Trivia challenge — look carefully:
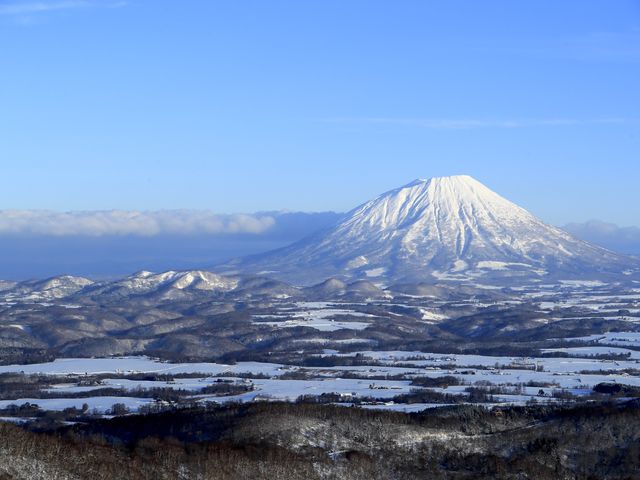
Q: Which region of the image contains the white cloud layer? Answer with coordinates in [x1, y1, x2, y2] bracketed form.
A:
[0, 210, 276, 236]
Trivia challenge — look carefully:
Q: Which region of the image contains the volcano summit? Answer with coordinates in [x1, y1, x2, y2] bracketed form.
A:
[224, 175, 637, 285]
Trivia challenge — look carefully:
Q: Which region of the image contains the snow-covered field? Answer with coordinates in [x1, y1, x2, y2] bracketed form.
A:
[541, 345, 640, 360]
[0, 357, 286, 376]
[322, 349, 640, 373]
[1, 344, 639, 416]
[0, 396, 155, 413]
[567, 331, 640, 347]
[252, 302, 376, 331]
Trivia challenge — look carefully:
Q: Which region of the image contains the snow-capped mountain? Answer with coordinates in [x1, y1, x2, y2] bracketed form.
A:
[82, 270, 239, 299]
[1, 275, 94, 301]
[0, 269, 309, 304]
[224, 175, 638, 285]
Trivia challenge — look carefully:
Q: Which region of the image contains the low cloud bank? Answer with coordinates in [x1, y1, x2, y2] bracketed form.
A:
[0, 211, 343, 279]
[0, 210, 277, 236]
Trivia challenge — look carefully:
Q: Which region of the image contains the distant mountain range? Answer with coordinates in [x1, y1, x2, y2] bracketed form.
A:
[563, 220, 640, 256]
[222, 175, 639, 285]
[0, 269, 390, 304]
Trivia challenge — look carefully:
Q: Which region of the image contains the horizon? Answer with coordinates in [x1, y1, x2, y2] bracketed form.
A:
[0, 174, 638, 281]
[1, 173, 639, 231]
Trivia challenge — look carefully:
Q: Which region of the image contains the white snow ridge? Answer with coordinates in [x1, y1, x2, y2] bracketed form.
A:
[224, 175, 638, 285]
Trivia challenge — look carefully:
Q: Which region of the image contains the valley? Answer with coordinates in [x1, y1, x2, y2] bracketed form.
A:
[1, 271, 639, 422]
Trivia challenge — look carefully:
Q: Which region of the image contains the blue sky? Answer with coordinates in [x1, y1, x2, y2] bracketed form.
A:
[1, 0, 639, 226]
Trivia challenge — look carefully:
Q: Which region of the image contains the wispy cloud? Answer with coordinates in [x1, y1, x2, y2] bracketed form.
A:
[0, 210, 276, 236]
[0, 1, 87, 15]
[320, 117, 634, 130]
[0, 0, 126, 19]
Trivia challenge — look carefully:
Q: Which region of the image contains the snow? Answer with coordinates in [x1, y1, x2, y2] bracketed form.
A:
[419, 309, 448, 322]
[293, 338, 377, 345]
[356, 403, 451, 413]
[567, 331, 640, 347]
[99, 270, 238, 294]
[0, 357, 286, 376]
[365, 267, 386, 277]
[2, 348, 640, 416]
[255, 318, 371, 332]
[199, 378, 414, 403]
[320, 350, 640, 378]
[231, 175, 634, 284]
[346, 256, 369, 269]
[452, 260, 468, 272]
[559, 280, 607, 287]
[99, 377, 248, 392]
[477, 261, 531, 270]
[542, 346, 640, 360]
[0, 275, 94, 302]
[535, 289, 640, 318]
[252, 302, 375, 331]
[0, 416, 32, 424]
[0, 396, 154, 413]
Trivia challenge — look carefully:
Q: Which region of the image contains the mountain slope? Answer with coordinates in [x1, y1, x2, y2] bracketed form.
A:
[80, 270, 240, 300]
[223, 175, 638, 285]
[0, 275, 94, 302]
